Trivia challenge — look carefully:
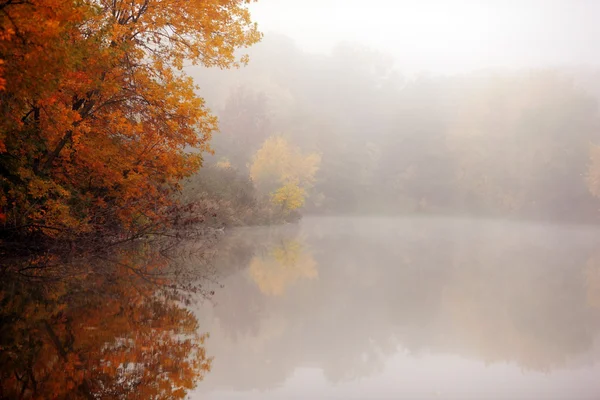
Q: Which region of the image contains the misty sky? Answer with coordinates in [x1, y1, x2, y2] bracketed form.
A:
[249, 0, 599, 74]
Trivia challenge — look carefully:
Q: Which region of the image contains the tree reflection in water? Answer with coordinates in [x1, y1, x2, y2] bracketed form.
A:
[249, 238, 318, 296]
[0, 241, 214, 399]
[193, 218, 600, 396]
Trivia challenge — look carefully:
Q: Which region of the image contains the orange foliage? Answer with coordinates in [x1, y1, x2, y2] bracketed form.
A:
[0, 0, 261, 237]
[0, 253, 212, 399]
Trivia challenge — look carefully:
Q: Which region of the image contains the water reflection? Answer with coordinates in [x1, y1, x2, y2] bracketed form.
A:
[585, 254, 600, 310]
[192, 217, 600, 399]
[0, 243, 213, 399]
[249, 238, 318, 296]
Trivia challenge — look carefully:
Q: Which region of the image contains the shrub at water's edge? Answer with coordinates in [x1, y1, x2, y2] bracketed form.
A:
[181, 163, 304, 227]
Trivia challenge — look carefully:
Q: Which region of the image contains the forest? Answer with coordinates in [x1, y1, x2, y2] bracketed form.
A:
[191, 34, 600, 224]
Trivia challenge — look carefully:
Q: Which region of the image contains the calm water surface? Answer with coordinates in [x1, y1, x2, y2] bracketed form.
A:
[190, 216, 600, 400]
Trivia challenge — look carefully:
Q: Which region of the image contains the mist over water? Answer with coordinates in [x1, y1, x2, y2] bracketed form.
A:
[182, 4, 600, 393]
[191, 217, 600, 399]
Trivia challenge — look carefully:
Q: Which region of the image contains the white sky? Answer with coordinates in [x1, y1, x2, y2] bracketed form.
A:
[248, 0, 600, 74]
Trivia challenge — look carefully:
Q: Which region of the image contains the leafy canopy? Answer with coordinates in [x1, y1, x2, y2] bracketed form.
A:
[0, 0, 261, 238]
[249, 136, 320, 211]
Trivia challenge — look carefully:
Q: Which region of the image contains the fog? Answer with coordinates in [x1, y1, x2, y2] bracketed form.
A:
[190, 217, 600, 399]
[185, 3, 600, 223]
[3, 1, 600, 398]
[249, 0, 600, 74]
[179, 11, 600, 395]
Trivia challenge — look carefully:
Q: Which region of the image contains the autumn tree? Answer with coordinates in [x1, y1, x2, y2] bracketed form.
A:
[271, 181, 305, 211]
[0, 0, 261, 240]
[250, 136, 320, 212]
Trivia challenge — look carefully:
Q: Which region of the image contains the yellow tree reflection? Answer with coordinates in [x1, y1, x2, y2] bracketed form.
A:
[249, 239, 318, 296]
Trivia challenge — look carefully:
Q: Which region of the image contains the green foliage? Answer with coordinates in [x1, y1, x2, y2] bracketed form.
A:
[184, 164, 256, 208]
[182, 164, 290, 226]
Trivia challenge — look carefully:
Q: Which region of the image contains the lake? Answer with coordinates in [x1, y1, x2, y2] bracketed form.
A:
[190, 216, 600, 400]
[3, 216, 600, 399]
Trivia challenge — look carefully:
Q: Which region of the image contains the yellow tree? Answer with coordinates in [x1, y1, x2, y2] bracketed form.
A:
[249, 136, 320, 211]
[271, 181, 305, 211]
